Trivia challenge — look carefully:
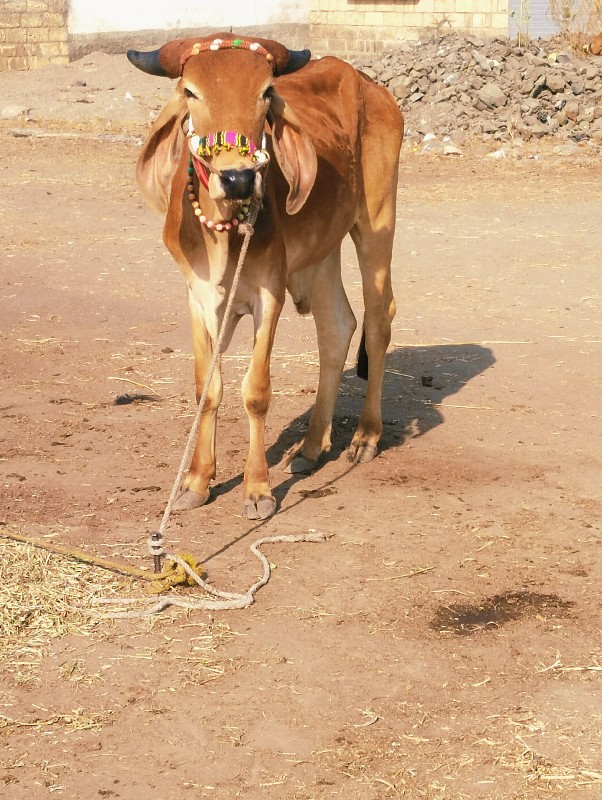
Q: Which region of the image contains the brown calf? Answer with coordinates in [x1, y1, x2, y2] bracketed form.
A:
[128, 33, 404, 519]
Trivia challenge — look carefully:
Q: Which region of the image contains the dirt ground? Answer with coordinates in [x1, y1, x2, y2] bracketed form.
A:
[1, 53, 602, 800]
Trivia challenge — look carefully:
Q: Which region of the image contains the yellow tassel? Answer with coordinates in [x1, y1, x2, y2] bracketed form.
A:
[148, 553, 204, 595]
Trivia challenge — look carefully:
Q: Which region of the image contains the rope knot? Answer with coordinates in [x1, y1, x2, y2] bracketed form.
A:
[238, 222, 254, 236]
[148, 553, 204, 595]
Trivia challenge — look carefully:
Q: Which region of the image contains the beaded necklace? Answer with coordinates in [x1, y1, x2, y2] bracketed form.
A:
[187, 158, 251, 233]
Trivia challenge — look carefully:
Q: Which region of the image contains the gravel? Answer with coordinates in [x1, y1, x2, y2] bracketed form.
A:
[351, 32, 602, 152]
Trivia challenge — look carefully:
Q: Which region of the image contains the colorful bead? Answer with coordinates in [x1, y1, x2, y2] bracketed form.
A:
[180, 38, 275, 73]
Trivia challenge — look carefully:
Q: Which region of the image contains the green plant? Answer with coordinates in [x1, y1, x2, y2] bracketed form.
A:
[513, 0, 531, 47]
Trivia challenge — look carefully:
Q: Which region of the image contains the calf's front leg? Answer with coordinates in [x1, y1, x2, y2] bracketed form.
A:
[173, 289, 223, 511]
[241, 288, 283, 520]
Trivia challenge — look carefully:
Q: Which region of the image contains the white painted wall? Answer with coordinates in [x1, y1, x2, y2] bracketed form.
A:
[68, 0, 309, 35]
[508, 0, 559, 38]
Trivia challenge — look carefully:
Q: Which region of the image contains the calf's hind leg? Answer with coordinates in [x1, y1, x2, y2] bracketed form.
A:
[286, 248, 357, 474]
[347, 79, 401, 463]
[347, 219, 396, 464]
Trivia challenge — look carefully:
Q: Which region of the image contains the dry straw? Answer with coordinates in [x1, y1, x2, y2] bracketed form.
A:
[0, 527, 135, 683]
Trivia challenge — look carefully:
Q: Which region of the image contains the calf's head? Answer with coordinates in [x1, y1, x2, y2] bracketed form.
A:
[128, 34, 317, 213]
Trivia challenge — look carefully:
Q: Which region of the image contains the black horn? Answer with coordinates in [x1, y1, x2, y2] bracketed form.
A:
[277, 48, 311, 76]
[127, 48, 169, 77]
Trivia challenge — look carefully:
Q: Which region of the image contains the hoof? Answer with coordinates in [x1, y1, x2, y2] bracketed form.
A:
[347, 443, 378, 464]
[285, 452, 318, 475]
[172, 488, 209, 511]
[243, 495, 277, 520]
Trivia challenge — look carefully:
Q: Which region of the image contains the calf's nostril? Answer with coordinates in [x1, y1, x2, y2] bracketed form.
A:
[220, 168, 255, 199]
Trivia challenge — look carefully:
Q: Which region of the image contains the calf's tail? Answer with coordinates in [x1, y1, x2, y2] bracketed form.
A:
[356, 328, 369, 380]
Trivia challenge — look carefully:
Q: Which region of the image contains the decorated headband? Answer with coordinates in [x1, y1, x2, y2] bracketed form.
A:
[196, 130, 258, 159]
[180, 38, 275, 73]
[186, 119, 269, 167]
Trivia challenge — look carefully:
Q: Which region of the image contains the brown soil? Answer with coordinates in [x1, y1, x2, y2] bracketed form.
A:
[1, 54, 601, 799]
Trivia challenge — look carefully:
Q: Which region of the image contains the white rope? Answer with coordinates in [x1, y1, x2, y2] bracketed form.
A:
[93, 532, 330, 618]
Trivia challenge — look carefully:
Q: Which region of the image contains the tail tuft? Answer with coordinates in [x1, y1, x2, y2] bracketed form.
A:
[356, 329, 368, 380]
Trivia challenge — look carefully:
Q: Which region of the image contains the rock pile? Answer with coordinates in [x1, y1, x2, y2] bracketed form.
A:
[353, 33, 602, 147]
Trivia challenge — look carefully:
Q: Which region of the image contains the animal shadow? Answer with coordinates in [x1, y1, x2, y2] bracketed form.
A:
[204, 344, 494, 561]
[209, 343, 494, 512]
[267, 343, 496, 467]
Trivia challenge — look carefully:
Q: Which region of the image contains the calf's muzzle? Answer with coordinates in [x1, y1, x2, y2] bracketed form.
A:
[220, 168, 256, 200]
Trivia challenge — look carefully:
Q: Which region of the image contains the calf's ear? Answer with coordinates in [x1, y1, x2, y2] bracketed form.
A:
[136, 93, 188, 214]
[268, 91, 317, 215]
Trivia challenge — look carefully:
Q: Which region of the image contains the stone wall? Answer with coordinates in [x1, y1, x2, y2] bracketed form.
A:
[309, 0, 510, 57]
[0, 0, 68, 71]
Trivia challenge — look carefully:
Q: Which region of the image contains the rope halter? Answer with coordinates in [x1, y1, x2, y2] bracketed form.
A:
[185, 118, 270, 224]
[186, 118, 270, 172]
